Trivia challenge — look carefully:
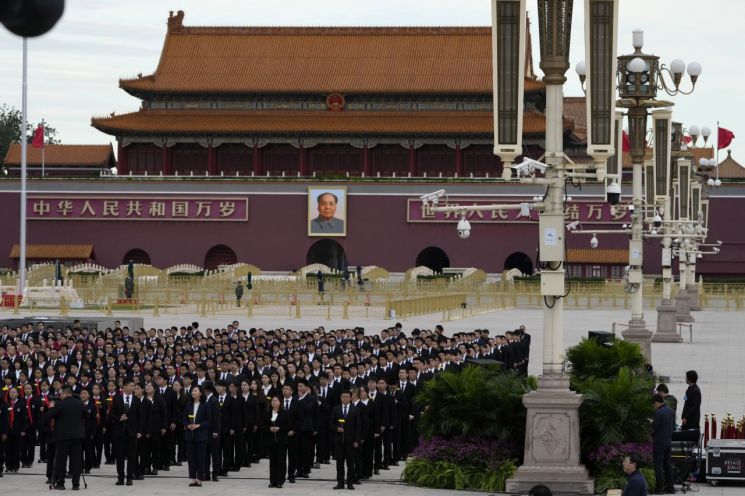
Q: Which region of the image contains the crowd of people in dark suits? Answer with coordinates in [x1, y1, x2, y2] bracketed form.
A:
[0, 319, 530, 490]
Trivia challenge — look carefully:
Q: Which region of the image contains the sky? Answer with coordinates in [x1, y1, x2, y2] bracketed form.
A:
[0, 0, 741, 162]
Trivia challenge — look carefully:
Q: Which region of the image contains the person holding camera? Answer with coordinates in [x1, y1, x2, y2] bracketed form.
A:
[49, 385, 86, 490]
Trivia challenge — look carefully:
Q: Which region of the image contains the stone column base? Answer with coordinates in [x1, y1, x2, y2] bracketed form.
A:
[506, 377, 594, 495]
[622, 318, 652, 363]
[687, 285, 701, 311]
[652, 300, 683, 343]
[675, 290, 694, 323]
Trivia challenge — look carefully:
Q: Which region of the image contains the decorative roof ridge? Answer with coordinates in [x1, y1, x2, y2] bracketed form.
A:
[176, 26, 493, 36]
[166, 9, 490, 35]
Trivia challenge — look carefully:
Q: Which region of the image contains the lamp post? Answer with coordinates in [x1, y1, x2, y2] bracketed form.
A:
[610, 29, 701, 359]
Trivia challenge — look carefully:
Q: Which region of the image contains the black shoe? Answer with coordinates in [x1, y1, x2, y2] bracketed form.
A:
[211, 475, 219, 482]
[333, 484, 345, 490]
[84, 469, 90, 474]
[289, 477, 295, 483]
[390, 462, 399, 466]
[72, 486, 80, 491]
[347, 484, 355, 490]
[276, 484, 283, 489]
[268, 484, 275, 488]
[381, 465, 389, 470]
[115, 480, 124, 486]
[373, 469, 379, 475]
[162, 467, 170, 471]
[152, 470, 158, 476]
[300, 473, 309, 478]
[144, 469, 153, 476]
[54, 485, 66, 491]
[125, 479, 133, 486]
[220, 471, 228, 477]
[354, 479, 361, 485]
[93, 464, 101, 469]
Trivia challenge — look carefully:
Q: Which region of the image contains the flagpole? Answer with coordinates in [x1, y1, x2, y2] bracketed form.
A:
[19, 37, 28, 296]
[41, 118, 45, 177]
[716, 121, 720, 181]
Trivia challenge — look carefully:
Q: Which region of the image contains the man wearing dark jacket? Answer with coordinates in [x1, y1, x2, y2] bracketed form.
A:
[622, 452, 648, 496]
[110, 379, 142, 486]
[50, 386, 87, 490]
[681, 370, 701, 431]
[652, 395, 675, 494]
[330, 390, 361, 490]
[294, 379, 318, 479]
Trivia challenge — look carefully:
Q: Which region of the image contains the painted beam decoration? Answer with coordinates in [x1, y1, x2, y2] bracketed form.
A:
[407, 198, 631, 224]
[27, 195, 248, 221]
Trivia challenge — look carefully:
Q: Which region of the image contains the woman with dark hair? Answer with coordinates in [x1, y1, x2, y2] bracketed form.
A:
[184, 385, 211, 487]
[141, 382, 167, 476]
[170, 379, 187, 465]
[252, 379, 267, 461]
[265, 396, 289, 488]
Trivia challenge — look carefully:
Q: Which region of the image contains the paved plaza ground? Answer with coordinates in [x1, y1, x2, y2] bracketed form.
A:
[2, 305, 744, 495]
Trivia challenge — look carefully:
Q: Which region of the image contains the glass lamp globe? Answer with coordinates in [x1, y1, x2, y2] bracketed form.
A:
[575, 61, 586, 77]
[687, 62, 703, 77]
[628, 57, 647, 73]
[670, 59, 686, 75]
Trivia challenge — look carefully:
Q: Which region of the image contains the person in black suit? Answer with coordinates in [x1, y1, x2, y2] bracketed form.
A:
[155, 375, 175, 470]
[227, 382, 244, 471]
[184, 385, 211, 487]
[294, 379, 318, 478]
[49, 385, 86, 490]
[315, 376, 332, 465]
[371, 378, 391, 473]
[652, 395, 675, 494]
[239, 380, 258, 467]
[280, 383, 299, 483]
[110, 379, 142, 486]
[351, 387, 370, 484]
[203, 381, 222, 481]
[80, 389, 98, 474]
[681, 370, 701, 431]
[3, 386, 27, 472]
[330, 390, 361, 490]
[90, 384, 107, 469]
[393, 369, 413, 463]
[215, 380, 236, 476]
[266, 396, 290, 488]
[141, 382, 168, 476]
[169, 380, 188, 466]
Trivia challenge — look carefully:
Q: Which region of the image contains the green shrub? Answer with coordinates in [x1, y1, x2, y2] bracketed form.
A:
[566, 337, 647, 384]
[576, 366, 654, 452]
[416, 366, 534, 443]
[402, 457, 517, 492]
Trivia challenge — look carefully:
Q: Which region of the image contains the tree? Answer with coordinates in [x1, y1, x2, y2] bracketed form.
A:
[0, 103, 60, 166]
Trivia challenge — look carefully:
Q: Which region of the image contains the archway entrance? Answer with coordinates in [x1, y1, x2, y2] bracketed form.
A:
[122, 248, 151, 265]
[504, 251, 533, 276]
[204, 245, 238, 271]
[306, 239, 347, 271]
[415, 246, 450, 273]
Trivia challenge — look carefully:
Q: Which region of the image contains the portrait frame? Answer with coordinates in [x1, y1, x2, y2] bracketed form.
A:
[307, 186, 347, 237]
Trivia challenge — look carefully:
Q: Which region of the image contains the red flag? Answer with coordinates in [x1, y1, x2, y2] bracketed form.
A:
[718, 127, 735, 150]
[622, 131, 631, 152]
[683, 135, 693, 145]
[31, 124, 45, 148]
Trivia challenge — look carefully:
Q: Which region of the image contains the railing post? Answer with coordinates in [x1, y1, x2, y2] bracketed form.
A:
[153, 296, 160, 317]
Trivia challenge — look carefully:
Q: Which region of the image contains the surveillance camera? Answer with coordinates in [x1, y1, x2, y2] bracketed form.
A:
[457, 217, 471, 239]
[717, 240, 723, 246]
[627, 204, 635, 213]
[590, 233, 599, 249]
[519, 203, 531, 218]
[714, 247, 720, 254]
[419, 189, 446, 207]
[651, 228, 657, 236]
[653, 214, 662, 228]
[566, 221, 580, 231]
[512, 158, 548, 177]
[606, 181, 622, 206]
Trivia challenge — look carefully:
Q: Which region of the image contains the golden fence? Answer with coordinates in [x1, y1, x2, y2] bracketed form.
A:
[2, 273, 745, 318]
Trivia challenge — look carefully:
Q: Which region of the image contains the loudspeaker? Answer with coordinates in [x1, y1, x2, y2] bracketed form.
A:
[588, 331, 615, 345]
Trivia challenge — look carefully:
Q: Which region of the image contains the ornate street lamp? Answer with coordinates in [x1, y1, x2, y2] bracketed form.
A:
[614, 29, 700, 359]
